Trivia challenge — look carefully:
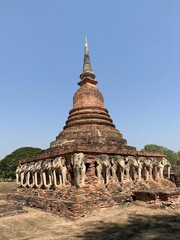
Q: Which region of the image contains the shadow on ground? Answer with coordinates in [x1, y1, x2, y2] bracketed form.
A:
[77, 213, 180, 240]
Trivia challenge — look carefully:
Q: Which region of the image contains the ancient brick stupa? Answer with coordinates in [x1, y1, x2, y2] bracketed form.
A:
[11, 39, 176, 219]
[50, 37, 136, 156]
[19, 38, 162, 163]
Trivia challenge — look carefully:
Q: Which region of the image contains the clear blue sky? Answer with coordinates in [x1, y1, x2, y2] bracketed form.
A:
[0, 1, 180, 159]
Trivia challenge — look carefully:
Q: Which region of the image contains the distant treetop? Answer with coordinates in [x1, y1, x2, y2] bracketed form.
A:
[0, 147, 42, 179]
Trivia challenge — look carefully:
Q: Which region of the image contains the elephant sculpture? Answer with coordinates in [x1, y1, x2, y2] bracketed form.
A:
[137, 157, 153, 181]
[71, 153, 87, 187]
[95, 154, 111, 185]
[21, 163, 30, 187]
[157, 157, 171, 179]
[34, 161, 43, 188]
[52, 156, 67, 187]
[16, 164, 24, 185]
[26, 162, 35, 188]
[111, 155, 125, 183]
[149, 157, 161, 180]
[143, 157, 154, 181]
[136, 157, 145, 181]
[125, 156, 138, 181]
[16, 164, 26, 186]
[41, 159, 53, 188]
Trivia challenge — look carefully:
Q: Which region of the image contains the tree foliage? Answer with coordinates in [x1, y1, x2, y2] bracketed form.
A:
[142, 144, 179, 165]
[176, 151, 180, 165]
[0, 147, 42, 180]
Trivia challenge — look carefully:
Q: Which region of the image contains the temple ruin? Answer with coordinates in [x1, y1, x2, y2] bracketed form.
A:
[9, 39, 178, 219]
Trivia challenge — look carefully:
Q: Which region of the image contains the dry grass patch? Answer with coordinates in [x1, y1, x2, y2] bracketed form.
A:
[0, 182, 16, 195]
[0, 205, 179, 240]
[0, 182, 180, 240]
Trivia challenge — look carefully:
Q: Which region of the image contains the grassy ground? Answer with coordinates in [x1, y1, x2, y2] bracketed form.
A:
[0, 182, 179, 240]
[0, 181, 16, 194]
[0, 182, 16, 200]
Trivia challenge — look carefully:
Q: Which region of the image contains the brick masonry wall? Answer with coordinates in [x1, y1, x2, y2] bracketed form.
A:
[7, 184, 132, 219]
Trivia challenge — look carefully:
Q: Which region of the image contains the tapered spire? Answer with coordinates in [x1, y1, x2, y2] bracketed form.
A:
[83, 37, 93, 73]
[79, 37, 96, 83]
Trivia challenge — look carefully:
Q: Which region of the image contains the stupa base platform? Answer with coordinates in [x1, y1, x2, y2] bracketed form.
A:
[7, 185, 132, 219]
[7, 179, 178, 219]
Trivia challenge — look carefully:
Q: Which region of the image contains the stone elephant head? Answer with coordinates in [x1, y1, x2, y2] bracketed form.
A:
[26, 162, 35, 172]
[111, 155, 125, 168]
[16, 164, 22, 174]
[137, 157, 146, 168]
[34, 161, 42, 172]
[41, 159, 52, 171]
[52, 156, 66, 170]
[125, 156, 138, 168]
[95, 154, 111, 166]
[161, 157, 171, 167]
[71, 153, 87, 187]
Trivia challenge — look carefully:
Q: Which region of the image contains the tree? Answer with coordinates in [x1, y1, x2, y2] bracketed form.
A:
[142, 144, 178, 165]
[176, 151, 180, 166]
[0, 147, 42, 180]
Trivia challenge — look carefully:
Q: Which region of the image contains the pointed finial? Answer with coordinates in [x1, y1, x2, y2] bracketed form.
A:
[85, 36, 88, 48]
[83, 37, 93, 73]
[80, 37, 96, 81]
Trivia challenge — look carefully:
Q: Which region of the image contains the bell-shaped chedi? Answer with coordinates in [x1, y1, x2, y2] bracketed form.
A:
[50, 38, 136, 155]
